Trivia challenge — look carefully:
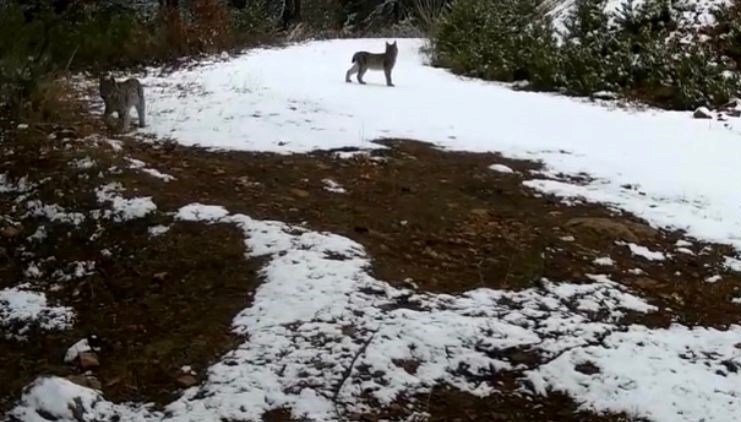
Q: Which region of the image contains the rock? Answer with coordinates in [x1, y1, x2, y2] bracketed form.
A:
[177, 374, 198, 387]
[153, 272, 168, 281]
[693, 107, 713, 119]
[565, 217, 657, 243]
[1, 225, 22, 238]
[66, 374, 102, 390]
[289, 188, 310, 198]
[631, 277, 664, 289]
[78, 352, 100, 370]
[470, 208, 488, 217]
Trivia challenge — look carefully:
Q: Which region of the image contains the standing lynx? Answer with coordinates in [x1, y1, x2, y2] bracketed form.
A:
[345, 41, 398, 87]
[99, 76, 146, 132]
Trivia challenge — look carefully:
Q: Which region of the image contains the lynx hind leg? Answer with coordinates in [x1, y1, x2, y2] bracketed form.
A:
[136, 97, 146, 128]
[346, 63, 359, 83]
[357, 66, 367, 84]
[384, 67, 394, 87]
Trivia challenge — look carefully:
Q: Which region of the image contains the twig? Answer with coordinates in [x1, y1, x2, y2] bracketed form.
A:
[65, 45, 80, 72]
[332, 328, 378, 421]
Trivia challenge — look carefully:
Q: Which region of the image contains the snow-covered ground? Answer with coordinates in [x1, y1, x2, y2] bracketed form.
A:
[11, 203, 741, 422]
[138, 38, 741, 254]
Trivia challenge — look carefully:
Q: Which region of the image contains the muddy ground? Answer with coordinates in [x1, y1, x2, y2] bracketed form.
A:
[2, 97, 741, 421]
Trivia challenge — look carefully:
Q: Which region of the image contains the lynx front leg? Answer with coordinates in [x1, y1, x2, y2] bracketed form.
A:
[384, 67, 394, 87]
[345, 63, 358, 83]
[119, 108, 132, 133]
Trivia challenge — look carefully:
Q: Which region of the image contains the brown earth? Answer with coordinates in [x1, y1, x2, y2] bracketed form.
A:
[1, 96, 741, 421]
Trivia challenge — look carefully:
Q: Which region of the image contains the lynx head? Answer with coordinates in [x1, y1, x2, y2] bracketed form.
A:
[99, 75, 116, 98]
[386, 40, 398, 56]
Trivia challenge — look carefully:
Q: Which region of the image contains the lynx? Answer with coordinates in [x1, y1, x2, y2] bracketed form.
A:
[99, 76, 145, 132]
[345, 41, 398, 87]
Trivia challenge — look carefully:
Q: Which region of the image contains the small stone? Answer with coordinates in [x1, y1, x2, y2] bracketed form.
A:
[290, 188, 310, 198]
[66, 374, 102, 390]
[693, 107, 713, 119]
[470, 208, 488, 217]
[177, 374, 198, 387]
[153, 272, 168, 281]
[78, 351, 99, 370]
[631, 277, 664, 289]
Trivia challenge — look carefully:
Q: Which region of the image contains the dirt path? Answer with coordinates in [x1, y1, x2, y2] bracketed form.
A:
[2, 104, 740, 420]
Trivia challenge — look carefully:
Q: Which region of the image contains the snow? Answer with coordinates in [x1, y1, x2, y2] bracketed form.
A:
[0, 287, 74, 339]
[723, 256, 741, 272]
[95, 183, 157, 222]
[0, 173, 33, 193]
[26, 200, 85, 225]
[705, 275, 722, 283]
[132, 39, 741, 253]
[64, 338, 92, 363]
[593, 256, 615, 266]
[546, 0, 727, 36]
[148, 224, 171, 237]
[126, 158, 176, 181]
[322, 178, 346, 193]
[11, 203, 683, 422]
[617, 241, 666, 261]
[70, 157, 96, 170]
[488, 163, 515, 174]
[527, 324, 741, 422]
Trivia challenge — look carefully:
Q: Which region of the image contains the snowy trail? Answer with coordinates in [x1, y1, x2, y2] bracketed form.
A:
[140, 38, 741, 251]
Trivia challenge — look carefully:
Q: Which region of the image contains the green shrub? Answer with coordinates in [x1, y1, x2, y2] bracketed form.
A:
[429, 0, 741, 110]
[430, 0, 560, 86]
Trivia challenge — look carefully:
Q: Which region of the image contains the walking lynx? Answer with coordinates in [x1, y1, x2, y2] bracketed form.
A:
[99, 76, 146, 132]
[345, 41, 398, 87]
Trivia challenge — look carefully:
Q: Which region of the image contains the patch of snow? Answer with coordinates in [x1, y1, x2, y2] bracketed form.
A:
[676, 247, 694, 255]
[593, 256, 614, 266]
[51, 261, 96, 283]
[17, 123, 29, 130]
[24, 263, 43, 279]
[617, 241, 666, 261]
[64, 338, 92, 363]
[0, 287, 74, 339]
[489, 164, 515, 174]
[527, 324, 741, 422]
[723, 256, 741, 273]
[322, 178, 347, 193]
[675, 239, 693, 248]
[560, 235, 575, 242]
[26, 200, 85, 226]
[125, 158, 176, 182]
[175, 203, 229, 222]
[148, 225, 170, 237]
[95, 183, 157, 222]
[27, 225, 47, 242]
[627, 268, 644, 275]
[0, 174, 34, 193]
[70, 157, 96, 170]
[705, 275, 722, 283]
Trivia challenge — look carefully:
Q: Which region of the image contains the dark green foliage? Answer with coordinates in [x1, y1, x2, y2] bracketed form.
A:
[430, 0, 560, 87]
[430, 0, 741, 110]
